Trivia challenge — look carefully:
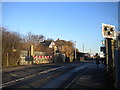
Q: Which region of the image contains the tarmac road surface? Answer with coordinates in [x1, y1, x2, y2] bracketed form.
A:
[2, 61, 114, 89]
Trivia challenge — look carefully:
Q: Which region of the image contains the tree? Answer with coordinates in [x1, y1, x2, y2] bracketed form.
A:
[39, 39, 54, 56]
[26, 32, 44, 44]
[2, 27, 21, 67]
[21, 32, 45, 51]
[62, 45, 74, 57]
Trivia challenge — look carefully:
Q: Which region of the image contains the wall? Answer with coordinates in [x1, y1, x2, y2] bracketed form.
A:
[115, 48, 120, 89]
[54, 53, 65, 63]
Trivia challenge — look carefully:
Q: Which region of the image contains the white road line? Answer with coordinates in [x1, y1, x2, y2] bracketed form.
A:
[64, 64, 93, 89]
[2, 66, 63, 88]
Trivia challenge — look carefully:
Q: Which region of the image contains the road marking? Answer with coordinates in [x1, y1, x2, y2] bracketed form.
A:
[2, 66, 63, 88]
[64, 64, 93, 89]
[10, 74, 17, 77]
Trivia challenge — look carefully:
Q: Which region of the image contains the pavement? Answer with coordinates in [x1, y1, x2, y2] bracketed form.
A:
[67, 62, 115, 90]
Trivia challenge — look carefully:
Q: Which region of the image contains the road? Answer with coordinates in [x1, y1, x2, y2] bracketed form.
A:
[2, 61, 106, 89]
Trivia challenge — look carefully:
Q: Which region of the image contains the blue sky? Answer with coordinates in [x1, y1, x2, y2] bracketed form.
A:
[2, 2, 118, 54]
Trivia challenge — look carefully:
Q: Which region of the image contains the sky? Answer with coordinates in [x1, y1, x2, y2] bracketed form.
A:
[2, 2, 118, 54]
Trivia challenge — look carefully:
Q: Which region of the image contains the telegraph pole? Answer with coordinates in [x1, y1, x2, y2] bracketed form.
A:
[75, 41, 76, 60]
[83, 44, 84, 53]
[90, 49, 91, 54]
[6, 53, 8, 67]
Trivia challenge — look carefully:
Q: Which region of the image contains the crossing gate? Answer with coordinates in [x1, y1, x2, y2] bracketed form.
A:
[33, 56, 52, 64]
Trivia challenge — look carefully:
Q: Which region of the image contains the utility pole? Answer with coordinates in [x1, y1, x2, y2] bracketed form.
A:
[75, 41, 76, 60]
[6, 53, 8, 67]
[90, 49, 91, 54]
[30, 45, 34, 65]
[83, 44, 84, 53]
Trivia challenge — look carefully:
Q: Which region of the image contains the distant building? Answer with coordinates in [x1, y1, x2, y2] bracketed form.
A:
[20, 50, 49, 65]
[34, 51, 45, 56]
[77, 52, 89, 61]
[55, 39, 64, 53]
[20, 50, 29, 65]
[41, 40, 57, 53]
[42, 39, 66, 63]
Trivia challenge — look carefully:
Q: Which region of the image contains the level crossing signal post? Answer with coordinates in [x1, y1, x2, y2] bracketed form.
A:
[101, 23, 116, 72]
[105, 38, 113, 71]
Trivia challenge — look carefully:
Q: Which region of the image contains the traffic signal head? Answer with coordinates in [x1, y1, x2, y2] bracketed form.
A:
[102, 23, 115, 39]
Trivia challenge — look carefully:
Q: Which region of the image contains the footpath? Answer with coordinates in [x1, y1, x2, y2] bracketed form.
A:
[68, 62, 115, 90]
